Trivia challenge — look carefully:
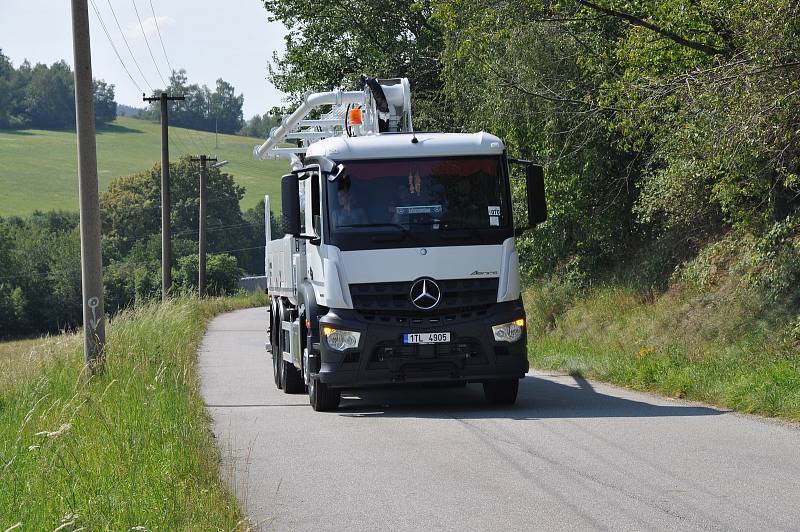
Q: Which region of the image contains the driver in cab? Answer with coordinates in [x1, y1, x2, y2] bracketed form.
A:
[332, 178, 368, 228]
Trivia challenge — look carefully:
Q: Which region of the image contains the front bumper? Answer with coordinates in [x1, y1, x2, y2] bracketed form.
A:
[316, 299, 528, 388]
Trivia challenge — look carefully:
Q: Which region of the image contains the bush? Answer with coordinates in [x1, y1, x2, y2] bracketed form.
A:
[174, 253, 243, 296]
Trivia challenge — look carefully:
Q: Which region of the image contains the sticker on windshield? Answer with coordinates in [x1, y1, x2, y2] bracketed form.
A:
[488, 206, 501, 226]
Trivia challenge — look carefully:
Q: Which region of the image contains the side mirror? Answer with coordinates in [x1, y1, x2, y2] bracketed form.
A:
[281, 173, 301, 236]
[526, 164, 547, 227]
[328, 163, 346, 182]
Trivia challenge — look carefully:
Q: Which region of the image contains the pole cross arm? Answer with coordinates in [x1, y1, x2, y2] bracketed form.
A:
[143, 93, 186, 102]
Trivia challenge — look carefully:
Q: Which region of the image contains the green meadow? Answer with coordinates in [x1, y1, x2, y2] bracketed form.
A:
[0, 116, 287, 216]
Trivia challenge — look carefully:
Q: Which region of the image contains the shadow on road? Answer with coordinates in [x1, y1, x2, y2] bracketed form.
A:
[336, 374, 726, 420]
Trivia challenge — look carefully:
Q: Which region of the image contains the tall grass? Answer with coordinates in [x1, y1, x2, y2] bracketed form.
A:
[0, 293, 265, 530]
[524, 277, 800, 420]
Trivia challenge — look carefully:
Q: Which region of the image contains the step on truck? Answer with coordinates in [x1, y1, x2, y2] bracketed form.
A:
[255, 76, 547, 411]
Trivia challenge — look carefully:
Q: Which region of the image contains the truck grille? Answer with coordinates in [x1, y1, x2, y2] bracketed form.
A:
[349, 278, 498, 318]
[368, 339, 486, 371]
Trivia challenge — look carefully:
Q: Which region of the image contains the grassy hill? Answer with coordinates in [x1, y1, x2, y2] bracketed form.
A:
[0, 116, 287, 216]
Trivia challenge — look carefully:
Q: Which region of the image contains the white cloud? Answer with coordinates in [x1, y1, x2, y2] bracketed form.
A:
[126, 16, 174, 41]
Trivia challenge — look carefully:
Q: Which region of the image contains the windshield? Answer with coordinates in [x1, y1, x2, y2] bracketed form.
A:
[326, 156, 510, 237]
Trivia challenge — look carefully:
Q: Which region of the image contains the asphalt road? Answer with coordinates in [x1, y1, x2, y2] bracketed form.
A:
[199, 307, 800, 531]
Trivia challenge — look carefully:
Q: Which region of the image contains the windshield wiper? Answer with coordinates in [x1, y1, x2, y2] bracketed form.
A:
[337, 222, 421, 242]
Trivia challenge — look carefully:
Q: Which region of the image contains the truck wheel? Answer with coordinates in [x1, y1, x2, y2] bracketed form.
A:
[483, 379, 519, 405]
[273, 352, 283, 389]
[271, 301, 283, 389]
[308, 377, 340, 411]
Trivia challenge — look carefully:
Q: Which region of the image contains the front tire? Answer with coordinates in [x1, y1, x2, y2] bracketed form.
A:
[308, 376, 340, 411]
[483, 379, 519, 405]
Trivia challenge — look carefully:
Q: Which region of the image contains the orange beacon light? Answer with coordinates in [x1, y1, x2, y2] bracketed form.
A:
[348, 107, 364, 126]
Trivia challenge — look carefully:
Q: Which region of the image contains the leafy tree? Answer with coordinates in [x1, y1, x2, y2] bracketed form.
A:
[0, 213, 82, 336]
[0, 284, 28, 335]
[100, 156, 248, 257]
[209, 78, 244, 134]
[23, 61, 75, 129]
[143, 70, 244, 134]
[266, 0, 800, 288]
[239, 110, 282, 138]
[263, 0, 448, 129]
[93, 79, 117, 124]
[0, 51, 117, 130]
[174, 253, 243, 295]
[433, 0, 800, 280]
[241, 199, 283, 274]
[0, 51, 15, 128]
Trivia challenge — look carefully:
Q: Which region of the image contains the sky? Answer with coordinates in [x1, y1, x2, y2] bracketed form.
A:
[0, 0, 288, 118]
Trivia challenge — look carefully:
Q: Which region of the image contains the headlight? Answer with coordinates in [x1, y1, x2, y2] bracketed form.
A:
[322, 326, 361, 351]
[492, 318, 525, 343]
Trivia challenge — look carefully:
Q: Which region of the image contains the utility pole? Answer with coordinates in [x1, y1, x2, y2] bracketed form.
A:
[190, 156, 227, 297]
[143, 92, 185, 300]
[71, 0, 105, 370]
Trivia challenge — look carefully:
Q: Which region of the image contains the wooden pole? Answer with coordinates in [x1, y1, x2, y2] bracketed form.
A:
[71, 0, 105, 370]
[143, 92, 185, 300]
[191, 155, 218, 297]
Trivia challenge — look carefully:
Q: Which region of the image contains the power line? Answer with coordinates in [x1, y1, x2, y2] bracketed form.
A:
[131, 0, 168, 88]
[148, 0, 173, 74]
[168, 126, 194, 157]
[87, 0, 143, 93]
[104, 0, 153, 92]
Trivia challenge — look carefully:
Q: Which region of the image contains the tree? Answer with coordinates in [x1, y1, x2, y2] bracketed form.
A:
[209, 78, 244, 134]
[433, 0, 800, 281]
[0, 213, 83, 336]
[101, 156, 249, 257]
[241, 199, 283, 274]
[143, 70, 244, 133]
[93, 79, 117, 125]
[0, 53, 117, 130]
[0, 50, 15, 128]
[263, 0, 448, 129]
[24, 61, 75, 129]
[240, 110, 281, 138]
[174, 253, 243, 295]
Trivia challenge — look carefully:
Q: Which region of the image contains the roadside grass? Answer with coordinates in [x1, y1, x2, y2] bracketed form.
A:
[524, 280, 800, 421]
[0, 293, 266, 530]
[0, 116, 285, 216]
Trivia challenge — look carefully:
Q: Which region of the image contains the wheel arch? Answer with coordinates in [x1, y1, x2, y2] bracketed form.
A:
[298, 281, 327, 346]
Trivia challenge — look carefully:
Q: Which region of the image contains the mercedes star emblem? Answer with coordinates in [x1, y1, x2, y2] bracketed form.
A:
[410, 278, 441, 310]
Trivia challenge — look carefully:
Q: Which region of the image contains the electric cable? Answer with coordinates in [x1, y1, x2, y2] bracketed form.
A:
[148, 0, 174, 75]
[87, 0, 144, 93]
[131, 0, 169, 88]
[104, 0, 154, 92]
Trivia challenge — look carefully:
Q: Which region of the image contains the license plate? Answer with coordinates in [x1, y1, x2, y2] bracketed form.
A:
[403, 332, 451, 344]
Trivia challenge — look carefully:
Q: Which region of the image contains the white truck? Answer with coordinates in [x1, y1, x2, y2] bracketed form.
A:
[254, 76, 546, 411]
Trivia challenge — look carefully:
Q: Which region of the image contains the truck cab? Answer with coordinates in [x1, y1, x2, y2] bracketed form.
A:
[258, 78, 546, 411]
